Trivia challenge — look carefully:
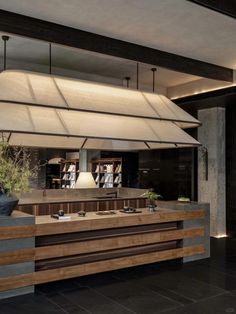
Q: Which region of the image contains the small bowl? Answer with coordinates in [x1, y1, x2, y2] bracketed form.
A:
[78, 210, 86, 217]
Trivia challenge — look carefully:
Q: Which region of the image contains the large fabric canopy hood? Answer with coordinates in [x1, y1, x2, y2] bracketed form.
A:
[0, 70, 200, 150]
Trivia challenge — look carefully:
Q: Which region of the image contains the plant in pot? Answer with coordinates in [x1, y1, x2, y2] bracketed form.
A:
[142, 189, 162, 211]
[0, 141, 37, 216]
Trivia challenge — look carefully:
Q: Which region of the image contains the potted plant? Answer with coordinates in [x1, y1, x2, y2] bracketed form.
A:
[142, 189, 162, 211]
[0, 141, 37, 216]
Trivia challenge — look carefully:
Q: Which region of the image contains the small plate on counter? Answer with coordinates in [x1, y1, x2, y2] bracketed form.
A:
[120, 207, 142, 214]
[96, 210, 116, 215]
[177, 197, 191, 203]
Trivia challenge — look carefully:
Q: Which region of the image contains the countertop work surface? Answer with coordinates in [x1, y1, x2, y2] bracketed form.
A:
[35, 207, 204, 225]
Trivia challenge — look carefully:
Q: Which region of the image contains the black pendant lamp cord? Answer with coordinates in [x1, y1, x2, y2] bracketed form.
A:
[151, 67, 157, 93]
[2, 35, 9, 71]
[136, 62, 139, 90]
[49, 43, 52, 74]
[125, 77, 130, 88]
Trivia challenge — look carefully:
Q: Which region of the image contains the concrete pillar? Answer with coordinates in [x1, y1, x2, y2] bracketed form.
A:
[79, 149, 88, 172]
[198, 107, 226, 237]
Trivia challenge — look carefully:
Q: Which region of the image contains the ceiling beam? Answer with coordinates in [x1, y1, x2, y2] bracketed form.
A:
[187, 0, 236, 19]
[0, 9, 233, 82]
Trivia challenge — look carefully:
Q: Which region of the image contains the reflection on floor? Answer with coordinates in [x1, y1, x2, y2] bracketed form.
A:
[0, 238, 236, 314]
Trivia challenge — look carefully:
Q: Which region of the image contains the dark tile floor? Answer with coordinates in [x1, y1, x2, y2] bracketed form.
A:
[1, 238, 236, 314]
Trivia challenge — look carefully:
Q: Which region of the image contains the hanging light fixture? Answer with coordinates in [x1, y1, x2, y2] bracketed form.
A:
[49, 43, 52, 75]
[2, 35, 9, 71]
[151, 68, 157, 93]
[75, 172, 96, 188]
[0, 69, 200, 150]
[124, 76, 130, 88]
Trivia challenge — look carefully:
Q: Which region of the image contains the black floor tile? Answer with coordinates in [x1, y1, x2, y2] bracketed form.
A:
[0, 294, 66, 314]
[47, 292, 90, 313]
[163, 293, 236, 314]
[60, 286, 134, 314]
[180, 263, 236, 291]
[37, 279, 80, 295]
[130, 269, 226, 302]
[91, 279, 180, 313]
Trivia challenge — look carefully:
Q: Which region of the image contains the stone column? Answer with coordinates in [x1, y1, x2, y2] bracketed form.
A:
[0, 212, 35, 299]
[79, 149, 88, 172]
[198, 107, 226, 237]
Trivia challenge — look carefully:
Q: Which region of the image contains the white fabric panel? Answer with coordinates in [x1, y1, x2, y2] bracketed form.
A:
[144, 93, 200, 129]
[146, 119, 199, 145]
[8, 134, 85, 149]
[61, 110, 158, 141]
[56, 77, 157, 117]
[0, 70, 200, 128]
[6, 133, 199, 150]
[28, 73, 66, 107]
[0, 103, 34, 132]
[0, 71, 30, 103]
[84, 139, 147, 151]
[147, 143, 197, 149]
[0, 104, 66, 135]
[0, 102, 200, 146]
[29, 107, 68, 134]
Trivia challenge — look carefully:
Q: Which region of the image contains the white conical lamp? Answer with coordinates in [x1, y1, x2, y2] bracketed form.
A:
[75, 172, 96, 188]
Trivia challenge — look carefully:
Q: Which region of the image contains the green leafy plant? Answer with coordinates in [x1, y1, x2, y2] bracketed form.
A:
[0, 141, 38, 196]
[142, 189, 162, 206]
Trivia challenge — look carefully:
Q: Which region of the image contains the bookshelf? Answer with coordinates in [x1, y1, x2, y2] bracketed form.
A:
[92, 158, 122, 188]
[60, 159, 79, 189]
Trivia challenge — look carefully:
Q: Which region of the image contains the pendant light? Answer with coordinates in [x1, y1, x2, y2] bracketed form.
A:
[0, 38, 201, 150]
[2, 35, 9, 71]
[136, 62, 139, 90]
[0, 70, 201, 150]
[49, 43, 52, 75]
[124, 76, 130, 88]
[151, 68, 157, 93]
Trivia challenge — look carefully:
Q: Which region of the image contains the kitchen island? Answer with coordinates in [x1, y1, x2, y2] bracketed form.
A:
[0, 203, 209, 299]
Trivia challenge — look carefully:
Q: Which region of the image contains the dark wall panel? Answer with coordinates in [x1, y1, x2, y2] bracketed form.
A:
[138, 148, 194, 201]
[226, 105, 236, 236]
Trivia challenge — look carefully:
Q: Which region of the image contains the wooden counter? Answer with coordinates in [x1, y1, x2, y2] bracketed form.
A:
[17, 187, 147, 215]
[0, 207, 208, 299]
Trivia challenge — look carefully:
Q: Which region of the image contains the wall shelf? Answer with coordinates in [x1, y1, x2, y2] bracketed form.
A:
[92, 158, 122, 188]
[60, 159, 79, 189]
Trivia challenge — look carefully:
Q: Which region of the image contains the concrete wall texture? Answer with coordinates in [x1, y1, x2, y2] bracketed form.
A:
[198, 107, 226, 237]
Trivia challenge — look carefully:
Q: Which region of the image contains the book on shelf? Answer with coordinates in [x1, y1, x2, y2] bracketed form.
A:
[103, 183, 113, 188]
[67, 164, 76, 172]
[115, 164, 122, 173]
[70, 181, 75, 188]
[104, 173, 113, 183]
[69, 173, 76, 180]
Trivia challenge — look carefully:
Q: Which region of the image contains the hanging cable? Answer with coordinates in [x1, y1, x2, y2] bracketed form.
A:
[151, 68, 157, 93]
[136, 62, 139, 90]
[125, 76, 130, 88]
[49, 43, 52, 74]
[2, 35, 9, 71]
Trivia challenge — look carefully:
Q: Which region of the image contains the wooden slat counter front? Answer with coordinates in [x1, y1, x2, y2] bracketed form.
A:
[0, 207, 209, 299]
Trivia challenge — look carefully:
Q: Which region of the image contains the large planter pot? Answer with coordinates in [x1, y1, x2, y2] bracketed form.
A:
[0, 193, 19, 216]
